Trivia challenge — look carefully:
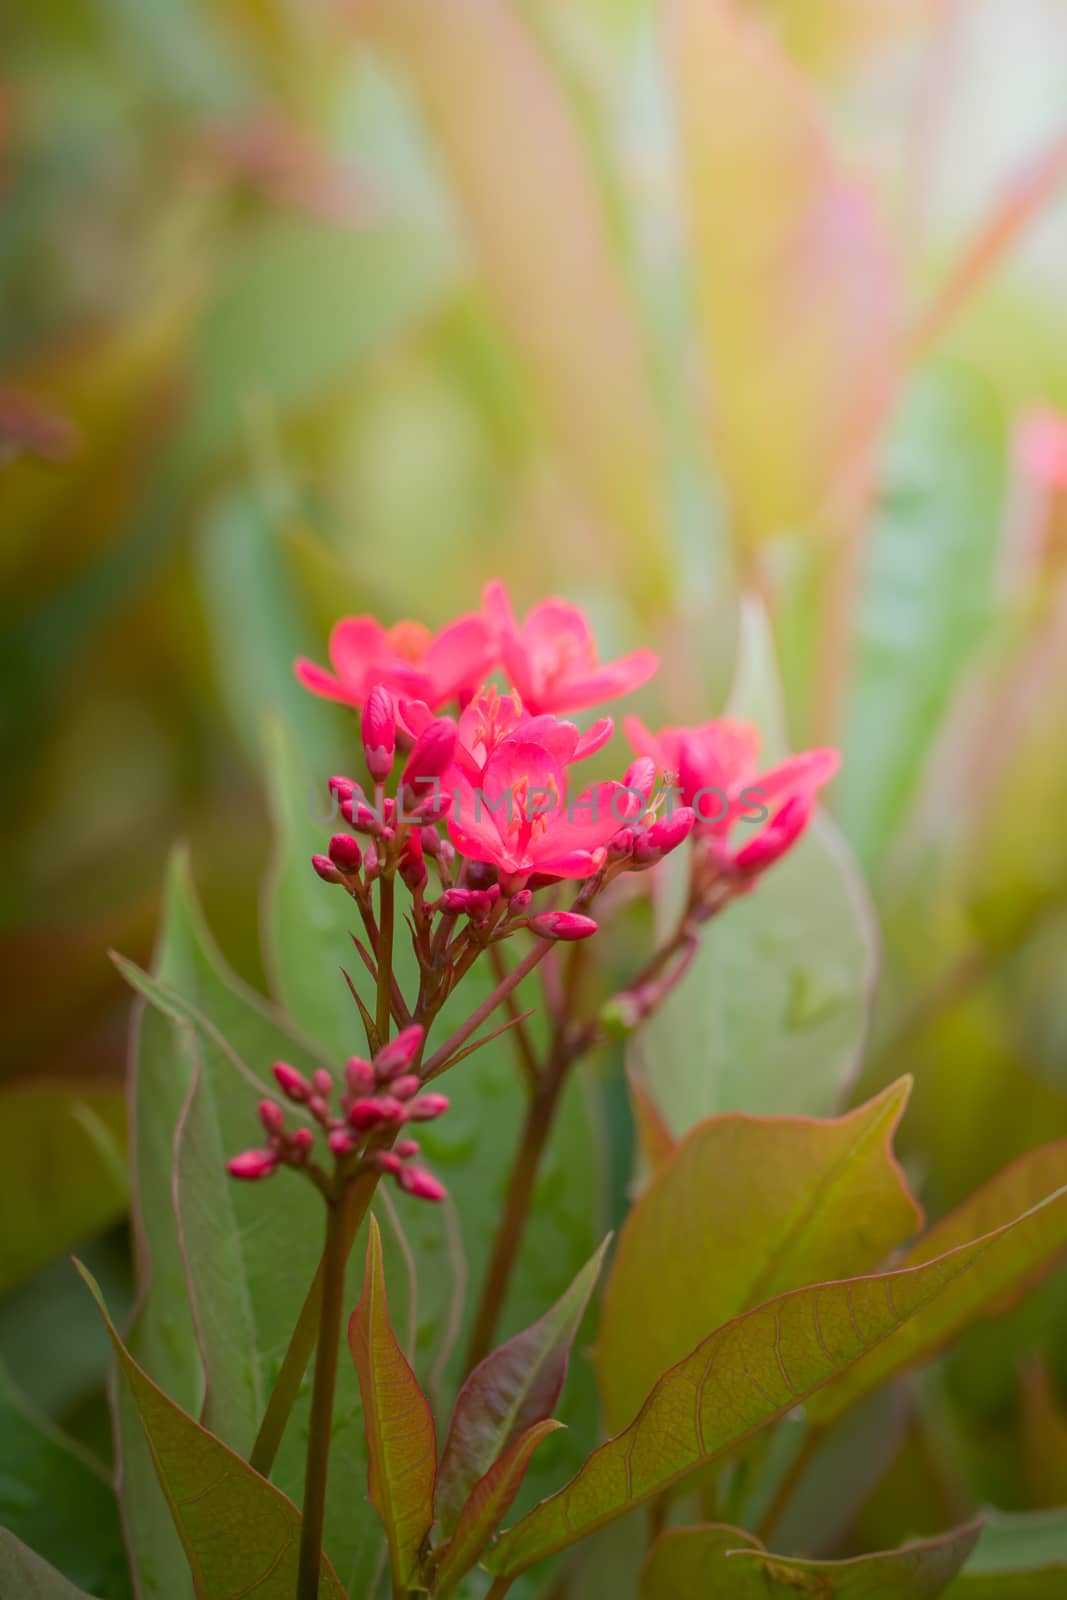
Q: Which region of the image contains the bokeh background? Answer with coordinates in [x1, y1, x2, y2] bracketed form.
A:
[5, 0, 1067, 1582]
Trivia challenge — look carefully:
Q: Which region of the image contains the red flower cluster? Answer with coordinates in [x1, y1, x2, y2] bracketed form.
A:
[229, 583, 840, 1206]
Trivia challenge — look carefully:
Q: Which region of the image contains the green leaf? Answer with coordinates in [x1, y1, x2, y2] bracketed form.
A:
[436, 1236, 611, 1536]
[948, 1511, 1067, 1597]
[177, 218, 457, 475]
[0, 1529, 98, 1600]
[838, 366, 1006, 872]
[633, 602, 876, 1128]
[485, 1197, 1067, 1580]
[75, 1262, 347, 1600]
[596, 1079, 921, 1431]
[114, 852, 398, 1596]
[0, 1359, 130, 1600]
[0, 1082, 127, 1295]
[809, 1136, 1067, 1426]
[263, 714, 603, 1511]
[640, 1521, 981, 1598]
[434, 1420, 564, 1597]
[349, 1215, 437, 1590]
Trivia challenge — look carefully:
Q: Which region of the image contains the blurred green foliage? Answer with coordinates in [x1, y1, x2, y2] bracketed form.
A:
[5, 0, 1067, 1594]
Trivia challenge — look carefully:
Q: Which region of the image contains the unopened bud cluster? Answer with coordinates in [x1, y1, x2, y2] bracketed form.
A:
[227, 1025, 447, 1203]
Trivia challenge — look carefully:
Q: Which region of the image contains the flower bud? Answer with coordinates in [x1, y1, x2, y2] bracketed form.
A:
[312, 854, 342, 884]
[227, 1149, 278, 1180]
[389, 1075, 421, 1101]
[397, 1166, 446, 1202]
[374, 1024, 424, 1079]
[288, 1127, 314, 1161]
[372, 1150, 405, 1176]
[464, 860, 498, 891]
[528, 911, 599, 942]
[329, 775, 356, 802]
[405, 1093, 449, 1122]
[328, 833, 363, 874]
[312, 1069, 333, 1099]
[327, 1128, 355, 1155]
[362, 685, 397, 782]
[632, 806, 696, 867]
[608, 828, 635, 862]
[258, 1099, 285, 1136]
[399, 834, 427, 892]
[341, 795, 384, 834]
[396, 1139, 420, 1159]
[348, 1095, 408, 1131]
[345, 1056, 375, 1096]
[273, 1062, 312, 1102]
[508, 888, 533, 914]
[401, 717, 457, 796]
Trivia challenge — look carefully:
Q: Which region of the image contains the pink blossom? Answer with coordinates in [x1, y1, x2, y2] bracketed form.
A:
[227, 1149, 278, 1181]
[453, 684, 613, 781]
[625, 714, 838, 873]
[484, 580, 657, 715]
[295, 611, 494, 713]
[529, 910, 599, 941]
[447, 737, 644, 885]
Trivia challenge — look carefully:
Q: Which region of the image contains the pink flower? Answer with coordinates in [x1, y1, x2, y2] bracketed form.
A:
[453, 684, 613, 780]
[295, 611, 494, 713]
[448, 736, 644, 885]
[484, 580, 657, 715]
[625, 715, 838, 872]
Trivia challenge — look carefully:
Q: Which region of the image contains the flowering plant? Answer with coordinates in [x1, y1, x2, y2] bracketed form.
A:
[56, 580, 1067, 1600]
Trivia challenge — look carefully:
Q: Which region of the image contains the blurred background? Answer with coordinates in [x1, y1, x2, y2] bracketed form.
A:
[4, 0, 1067, 1582]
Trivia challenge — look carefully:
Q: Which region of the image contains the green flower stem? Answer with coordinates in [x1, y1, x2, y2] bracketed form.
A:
[376, 872, 396, 1046]
[249, 1165, 380, 1477]
[297, 1192, 349, 1600]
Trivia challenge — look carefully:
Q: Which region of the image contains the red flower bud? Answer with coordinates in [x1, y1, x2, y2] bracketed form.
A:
[328, 833, 363, 874]
[401, 717, 457, 795]
[397, 1166, 446, 1202]
[347, 1095, 408, 1131]
[405, 1093, 449, 1122]
[258, 1099, 285, 1136]
[632, 806, 696, 866]
[273, 1062, 312, 1102]
[329, 775, 356, 801]
[508, 888, 533, 913]
[328, 1129, 357, 1155]
[362, 685, 396, 782]
[390, 1075, 421, 1101]
[374, 1024, 424, 1079]
[289, 1128, 314, 1159]
[228, 1149, 278, 1180]
[528, 911, 599, 942]
[312, 1069, 333, 1098]
[399, 834, 428, 892]
[396, 1139, 420, 1159]
[341, 795, 384, 833]
[312, 854, 342, 884]
[372, 1150, 405, 1176]
[345, 1056, 375, 1096]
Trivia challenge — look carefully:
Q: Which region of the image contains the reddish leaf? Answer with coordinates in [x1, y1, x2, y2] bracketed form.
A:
[434, 1419, 563, 1596]
[435, 1236, 610, 1537]
[348, 1214, 437, 1588]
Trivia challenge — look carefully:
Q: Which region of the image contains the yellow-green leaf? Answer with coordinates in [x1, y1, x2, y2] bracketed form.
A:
[640, 1521, 981, 1598]
[597, 1079, 921, 1431]
[486, 1194, 1067, 1579]
[76, 1262, 345, 1599]
[666, 0, 900, 542]
[0, 1082, 127, 1296]
[809, 1137, 1067, 1425]
[348, 1215, 437, 1589]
